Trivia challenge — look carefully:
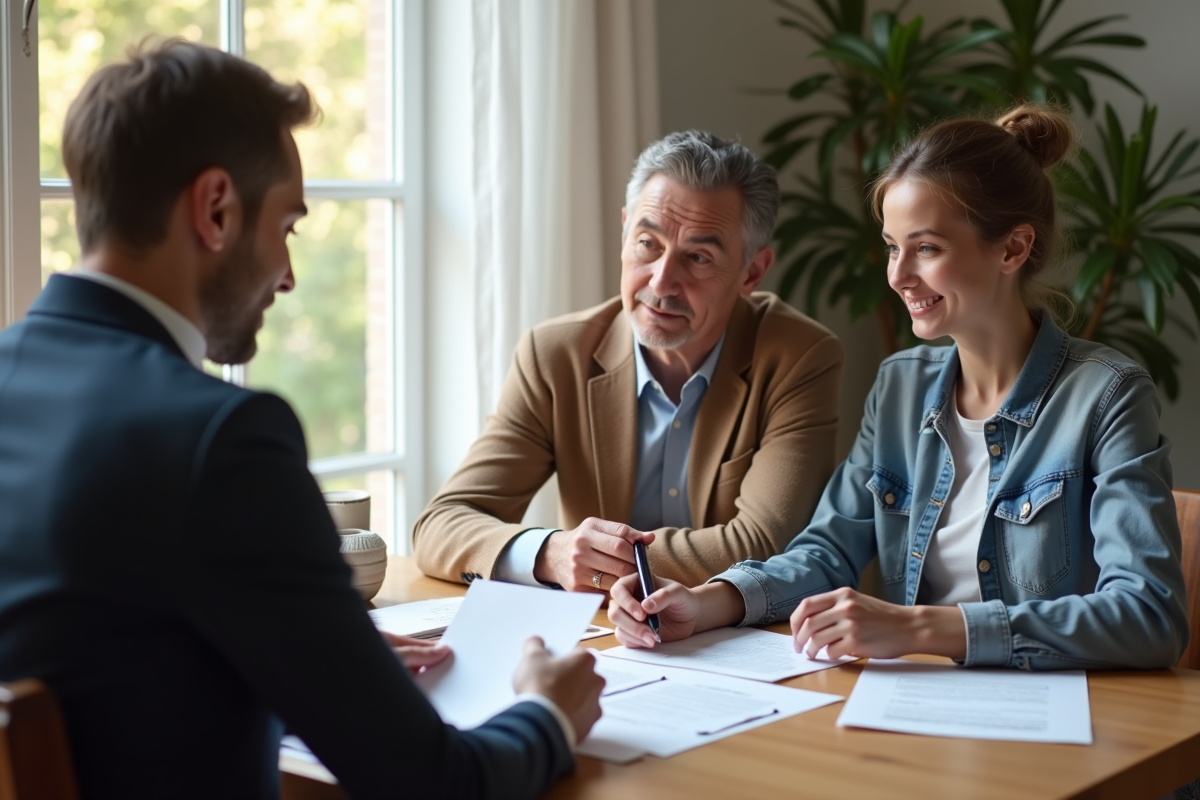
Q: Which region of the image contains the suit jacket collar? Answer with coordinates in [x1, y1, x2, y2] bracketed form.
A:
[586, 298, 755, 528]
[690, 298, 753, 526]
[28, 274, 187, 360]
[588, 308, 638, 521]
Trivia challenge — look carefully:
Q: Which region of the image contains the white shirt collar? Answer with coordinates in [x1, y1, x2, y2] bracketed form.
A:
[70, 270, 208, 369]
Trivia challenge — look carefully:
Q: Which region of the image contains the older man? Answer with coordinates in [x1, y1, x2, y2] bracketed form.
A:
[413, 130, 844, 592]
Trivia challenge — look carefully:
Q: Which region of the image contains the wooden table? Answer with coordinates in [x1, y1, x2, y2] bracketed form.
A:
[281, 556, 1200, 800]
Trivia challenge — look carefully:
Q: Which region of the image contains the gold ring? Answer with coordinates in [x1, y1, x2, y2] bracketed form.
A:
[592, 571, 603, 589]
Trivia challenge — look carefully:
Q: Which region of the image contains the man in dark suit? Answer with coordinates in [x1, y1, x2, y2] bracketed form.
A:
[0, 40, 602, 800]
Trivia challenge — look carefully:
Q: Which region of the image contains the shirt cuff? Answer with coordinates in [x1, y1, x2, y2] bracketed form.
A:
[706, 564, 770, 627]
[958, 599, 1012, 667]
[513, 692, 576, 750]
[492, 528, 561, 587]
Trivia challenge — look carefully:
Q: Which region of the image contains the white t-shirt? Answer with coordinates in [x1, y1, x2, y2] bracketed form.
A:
[917, 392, 989, 606]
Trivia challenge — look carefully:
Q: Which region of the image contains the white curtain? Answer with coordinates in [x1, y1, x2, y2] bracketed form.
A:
[469, 0, 660, 525]
[470, 0, 661, 423]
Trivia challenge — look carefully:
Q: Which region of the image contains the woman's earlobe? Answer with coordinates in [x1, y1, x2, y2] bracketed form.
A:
[1002, 225, 1036, 273]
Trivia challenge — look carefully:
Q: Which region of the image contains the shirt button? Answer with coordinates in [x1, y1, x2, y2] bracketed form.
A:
[978, 559, 991, 573]
[672, 420, 682, 429]
[668, 487, 679, 498]
[884, 492, 896, 505]
[1020, 501, 1031, 518]
[989, 444, 1001, 456]
[986, 424, 997, 433]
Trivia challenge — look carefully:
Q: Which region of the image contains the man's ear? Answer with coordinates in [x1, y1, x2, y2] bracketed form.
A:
[189, 167, 240, 254]
[738, 246, 774, 296]
[1001, 224, 1035, 275]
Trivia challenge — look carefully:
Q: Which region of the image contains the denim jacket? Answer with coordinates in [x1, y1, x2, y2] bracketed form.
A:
[715, 315, 1190, 670]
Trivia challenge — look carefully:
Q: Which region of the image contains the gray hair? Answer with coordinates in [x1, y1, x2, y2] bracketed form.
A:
[623, 130, 780, 264]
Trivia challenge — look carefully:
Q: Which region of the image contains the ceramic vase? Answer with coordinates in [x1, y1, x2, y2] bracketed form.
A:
[338, 528, 387, 600]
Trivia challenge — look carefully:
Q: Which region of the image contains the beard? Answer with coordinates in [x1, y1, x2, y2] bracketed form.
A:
[199, 232, 276, 365]
[630, 288, 694, 350]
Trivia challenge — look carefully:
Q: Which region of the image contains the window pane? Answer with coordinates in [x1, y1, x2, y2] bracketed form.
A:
[249, 198, 394, 461]
[38, 1, 220, 179]
[244, 0, 391, 180]
[41, 200, 80, 283]
[318, 470, 397, 551]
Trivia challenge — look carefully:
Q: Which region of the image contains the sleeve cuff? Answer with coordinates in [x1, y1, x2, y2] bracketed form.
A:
[959, 599, 1012, 667]
[513, 693, 576, 749]
[492, 528, 561, 587]
[707, 564, 770, 627]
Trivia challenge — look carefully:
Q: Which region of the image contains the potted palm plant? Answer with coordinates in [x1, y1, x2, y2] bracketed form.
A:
[1058, 104, 1200, 399]
[762, 0, 1200, 400]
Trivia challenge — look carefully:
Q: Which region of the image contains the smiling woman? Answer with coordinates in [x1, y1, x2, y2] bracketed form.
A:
[608, 105, 1191, 675]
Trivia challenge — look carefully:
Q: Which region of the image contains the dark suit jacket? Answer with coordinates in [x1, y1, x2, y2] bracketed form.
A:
[0, 275, 572, 800]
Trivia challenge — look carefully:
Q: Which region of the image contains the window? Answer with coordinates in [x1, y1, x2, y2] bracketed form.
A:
[4, 0, 426, 551]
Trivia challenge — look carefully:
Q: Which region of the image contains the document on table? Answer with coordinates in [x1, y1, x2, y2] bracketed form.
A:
[414, 581, 603, 729]
[369, 597, 464, 639]
[603, 626, 855, 682]
[836, 660, 1093, 744]
[578, 653, 844, 761]
[369, 596, 611, 642]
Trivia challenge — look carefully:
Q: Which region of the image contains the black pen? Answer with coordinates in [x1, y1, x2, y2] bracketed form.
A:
[632, 541, 661, 642]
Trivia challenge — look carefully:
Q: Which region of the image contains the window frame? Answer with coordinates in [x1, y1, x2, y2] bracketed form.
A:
[0, 0, 426, 552]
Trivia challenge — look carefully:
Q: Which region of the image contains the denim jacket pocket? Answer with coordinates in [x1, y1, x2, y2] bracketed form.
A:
[867, 469, 912, 584]
[993, 477, 1069, 595]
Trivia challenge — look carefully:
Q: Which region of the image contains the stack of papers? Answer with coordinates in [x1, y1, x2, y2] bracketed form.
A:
[369, 595, 613, 642]
[369, 597, 464, 640]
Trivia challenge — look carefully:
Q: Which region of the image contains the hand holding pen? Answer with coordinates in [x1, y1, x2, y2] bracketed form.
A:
[633, 542, 661, 642]
[607, 555, 705, 649]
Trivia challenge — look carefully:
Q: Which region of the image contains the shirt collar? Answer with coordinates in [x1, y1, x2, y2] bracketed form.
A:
[70, 270, 208, 369]
[922, 314, 1070, 430]
[634, 335, 726, 398]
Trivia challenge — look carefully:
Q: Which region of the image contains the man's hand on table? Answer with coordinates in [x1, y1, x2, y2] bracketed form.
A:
[512, 636, 605, 742]
[383, 632, 450, 675]
[533, 517, 655, 594]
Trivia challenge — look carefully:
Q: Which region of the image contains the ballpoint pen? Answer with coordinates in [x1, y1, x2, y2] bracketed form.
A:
[632, 541, 661, 643]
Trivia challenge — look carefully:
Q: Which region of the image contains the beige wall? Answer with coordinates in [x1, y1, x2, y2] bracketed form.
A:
[657, 0, 1200, 490]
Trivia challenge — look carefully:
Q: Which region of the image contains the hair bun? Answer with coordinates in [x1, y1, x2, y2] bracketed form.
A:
[997, 106, 1074, 169]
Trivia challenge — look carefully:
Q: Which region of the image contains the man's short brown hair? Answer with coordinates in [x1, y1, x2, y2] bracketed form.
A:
[62, 39, 317, 254]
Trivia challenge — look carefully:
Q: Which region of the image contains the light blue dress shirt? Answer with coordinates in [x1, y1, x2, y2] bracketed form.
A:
[493, 336, 725, 586]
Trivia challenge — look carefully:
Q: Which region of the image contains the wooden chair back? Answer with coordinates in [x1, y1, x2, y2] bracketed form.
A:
[0, 679, 78, 800]
[1175, 489, 1200, 671]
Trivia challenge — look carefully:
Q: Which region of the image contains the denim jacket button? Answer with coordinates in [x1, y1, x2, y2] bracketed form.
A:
[1021, 501, 1032, 518]
[989, 444, 1002, 456]
[978, 559, 991, 573]
[884, 492, 896, 505]
[986, 423, 997, 432]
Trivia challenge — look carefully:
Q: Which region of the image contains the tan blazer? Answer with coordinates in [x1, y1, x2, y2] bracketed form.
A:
[412, 292, 845, 587]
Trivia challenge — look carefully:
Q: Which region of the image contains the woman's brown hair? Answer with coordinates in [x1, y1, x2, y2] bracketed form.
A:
[871, 105, 1075, 320]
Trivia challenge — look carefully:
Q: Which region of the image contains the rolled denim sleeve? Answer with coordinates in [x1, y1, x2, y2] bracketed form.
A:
[708, 375, 885, 626]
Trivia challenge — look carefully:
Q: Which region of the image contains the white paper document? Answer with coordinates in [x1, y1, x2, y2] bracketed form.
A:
[578, 654, 843, 760]
[414, 581, 603, 729]
[603, 627, 855, 682]
[836, 660, 1093, 744]
[369, 597, 464, 639]
[369, 596, 610, 642]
